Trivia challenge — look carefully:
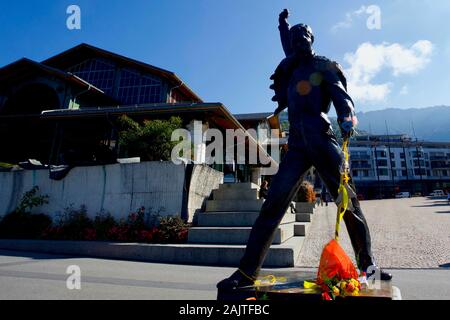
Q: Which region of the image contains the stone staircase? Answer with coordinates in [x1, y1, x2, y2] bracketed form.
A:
[186, 183, 316, 267]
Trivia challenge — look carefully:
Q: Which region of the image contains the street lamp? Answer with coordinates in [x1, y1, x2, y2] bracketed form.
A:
[373, 141, 382, 199]
[415, 143, 424, 195]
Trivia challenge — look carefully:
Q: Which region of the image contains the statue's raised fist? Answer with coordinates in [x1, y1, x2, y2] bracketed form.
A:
[279, 9, 290, 20]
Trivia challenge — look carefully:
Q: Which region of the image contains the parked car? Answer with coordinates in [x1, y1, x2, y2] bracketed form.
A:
[395, 192, 411, 198]
[223, 173, 236, 184]
[429, 190, 445, 197]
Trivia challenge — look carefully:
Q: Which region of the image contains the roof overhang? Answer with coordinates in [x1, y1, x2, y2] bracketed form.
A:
[234, 112, 281, 136]
[41, 102, 278, 168]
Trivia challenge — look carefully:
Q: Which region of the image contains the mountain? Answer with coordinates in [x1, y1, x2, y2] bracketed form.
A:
[355, 106, 450, 142]
[278, 106, 450, 142]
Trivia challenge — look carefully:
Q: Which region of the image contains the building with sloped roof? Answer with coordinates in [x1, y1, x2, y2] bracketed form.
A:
[0, 44, 278, 180]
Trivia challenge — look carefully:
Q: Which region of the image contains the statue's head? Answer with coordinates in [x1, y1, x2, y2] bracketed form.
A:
[289, 24, 314, 55]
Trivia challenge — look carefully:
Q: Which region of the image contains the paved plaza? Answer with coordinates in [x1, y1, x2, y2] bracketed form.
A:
[0, 249, 449, 300]
[0, 197, 449, 300]
[298, 197, 450, 269]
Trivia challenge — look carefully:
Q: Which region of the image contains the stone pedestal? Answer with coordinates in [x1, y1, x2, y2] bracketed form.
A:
[217, 271, 401, 301]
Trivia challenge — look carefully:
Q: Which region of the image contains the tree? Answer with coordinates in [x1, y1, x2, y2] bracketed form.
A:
[117, 115, 183, 161]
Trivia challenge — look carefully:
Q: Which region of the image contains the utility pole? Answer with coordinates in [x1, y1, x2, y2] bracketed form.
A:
[385, 121, 396, 198]
[411, 121, 424, 195]
[373, 141, 381, 199]
[415, 141, 424, 195]
[402, 140, 411, 195]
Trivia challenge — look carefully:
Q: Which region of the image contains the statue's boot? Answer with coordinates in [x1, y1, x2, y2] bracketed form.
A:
[216, 270, 255, 291]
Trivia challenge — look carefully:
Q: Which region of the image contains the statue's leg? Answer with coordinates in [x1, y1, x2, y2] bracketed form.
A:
[239, 147, 312, 278]
[312, 136, 375, 270]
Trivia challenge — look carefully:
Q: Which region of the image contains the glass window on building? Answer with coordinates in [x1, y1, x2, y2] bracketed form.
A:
[430, 152, 445, 158]
[353, 151, 369, 159]
[413, 160, 425, 167]
[67, 58, 116, 95]
[377, 169, 389, 176]
[118, 68, 141, 104]
[401, 170, 407, 177]
[118, 68, 162, 105]
[400, 152, 405, 159]
[411, 151, 424, 158]
[376, 159, 388, 167]
[140, 75, 162, 103]
[351, 161, 371, 168]
[376, 151, 387, 158]
[414, 168, 426, 176]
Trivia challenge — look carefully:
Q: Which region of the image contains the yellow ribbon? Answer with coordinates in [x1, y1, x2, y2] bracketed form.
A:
[238, 269, 287, 287]
[335, 138, 350, 242]
[254, 275, 287, 287]
[303, 280, 320, 289]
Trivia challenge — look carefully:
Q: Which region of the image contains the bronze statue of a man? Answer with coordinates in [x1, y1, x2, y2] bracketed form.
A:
[217, 9, 392, 291]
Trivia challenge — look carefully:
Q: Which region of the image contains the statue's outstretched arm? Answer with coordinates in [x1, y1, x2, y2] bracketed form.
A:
[324, 64, 356, 121]
[279, 9, 292, 57]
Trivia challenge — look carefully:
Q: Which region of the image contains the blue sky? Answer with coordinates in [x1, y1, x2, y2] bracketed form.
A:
[1, 0, 449, 114]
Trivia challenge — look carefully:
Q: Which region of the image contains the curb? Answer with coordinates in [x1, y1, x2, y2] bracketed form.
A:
[0, 239, 296, 267]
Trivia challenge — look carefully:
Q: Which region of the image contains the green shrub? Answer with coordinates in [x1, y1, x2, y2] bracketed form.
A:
[16, 186, 49, 213]
[125, 206, 146, 230]
[93, 212, 117, 240]
[295, 181, 316, 203]
[0, 186, 52, 239]
[117, 115, 183, 161]
[157, 216, 190, 243]
[0, 212, 52, 239]
[55, 205, 94, 240]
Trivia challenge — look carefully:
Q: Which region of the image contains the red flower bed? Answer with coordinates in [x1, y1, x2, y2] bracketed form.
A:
[40, 208, 189, 244]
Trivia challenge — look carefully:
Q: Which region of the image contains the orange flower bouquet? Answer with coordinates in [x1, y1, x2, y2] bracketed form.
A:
[315, 240, 361, 300]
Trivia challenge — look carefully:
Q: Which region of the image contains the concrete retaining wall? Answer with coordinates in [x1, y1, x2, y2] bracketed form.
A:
[0, 162, 223, 222]
[186, 165, 223, 222]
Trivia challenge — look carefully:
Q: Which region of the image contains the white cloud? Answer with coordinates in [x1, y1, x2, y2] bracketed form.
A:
[386, 41, 434, 76]
[343, 41, 434, 102]
[399, 85, 409, 95]
[331, 6, 367, 32]
[348, 82, 392, 102]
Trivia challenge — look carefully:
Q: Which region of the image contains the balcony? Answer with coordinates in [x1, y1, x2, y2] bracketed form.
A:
[430, 156, 448, 161]
[351, 154, 371, 160]
[431, 162, 450, 169]
[351, 163, 372, 169]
